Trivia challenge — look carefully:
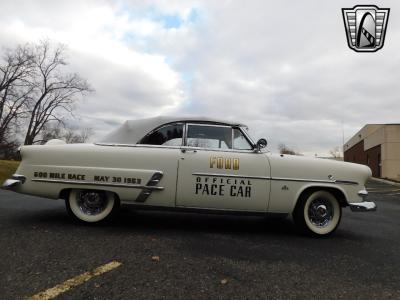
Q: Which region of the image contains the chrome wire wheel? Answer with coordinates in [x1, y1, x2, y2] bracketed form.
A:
[68, 189, 116, 223]
[308, 198, 334, 228]
[294, 190, 342, 236]
[77, 191, 108, 216]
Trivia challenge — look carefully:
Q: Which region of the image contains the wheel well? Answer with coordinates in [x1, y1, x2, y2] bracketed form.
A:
[297, 186, 348, 208]
[59, 188, 71, 200]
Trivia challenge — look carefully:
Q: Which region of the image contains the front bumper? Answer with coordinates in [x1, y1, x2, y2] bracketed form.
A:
[2, 174, 26, 190]
[349, 189, 377, 212]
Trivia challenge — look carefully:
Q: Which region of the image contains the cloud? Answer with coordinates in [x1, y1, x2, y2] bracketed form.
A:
[0, 0, 186, 137]
[0, 0, 399, 155]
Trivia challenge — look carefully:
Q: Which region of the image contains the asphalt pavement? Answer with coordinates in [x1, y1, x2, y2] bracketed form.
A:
[0, 179, 399, 299]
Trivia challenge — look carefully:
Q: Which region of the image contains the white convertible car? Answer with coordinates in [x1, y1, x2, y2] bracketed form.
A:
[3, 116, 376, 236]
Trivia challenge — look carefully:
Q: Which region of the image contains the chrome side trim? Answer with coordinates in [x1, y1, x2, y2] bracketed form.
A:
[335, 180, 358, 185]
[192, 172, 337, 184]
[95, 143, 183, 150]
[192, 172, 359, 185]
[31, 178, 164, 190]
[272, 177, 335, 184]
[349, 201, 377, 212]
[2, 179, 22, 189]
[95, 143, 255, 154]
[192, 172, 271, 180]
[136, 171, 164, 202]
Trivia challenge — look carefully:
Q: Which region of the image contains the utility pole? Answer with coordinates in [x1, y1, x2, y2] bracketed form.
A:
[341, 121, 345, 158]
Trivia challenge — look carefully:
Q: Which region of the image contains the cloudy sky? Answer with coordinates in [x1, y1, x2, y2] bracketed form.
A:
[1, 0, 399, 155]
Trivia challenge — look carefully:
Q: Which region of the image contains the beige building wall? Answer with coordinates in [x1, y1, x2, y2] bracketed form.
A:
[345, 124, 400, 181]
[344, 124, 383, 151]
[381, 126, 400, 181]
[364, 127, 385, 151]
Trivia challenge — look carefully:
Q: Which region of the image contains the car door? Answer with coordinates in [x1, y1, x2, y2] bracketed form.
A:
[176, 123, 271, 212]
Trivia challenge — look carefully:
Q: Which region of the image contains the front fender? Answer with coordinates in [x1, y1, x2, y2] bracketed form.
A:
[268, 180, 353, 214]
[291, 183, 349, 212]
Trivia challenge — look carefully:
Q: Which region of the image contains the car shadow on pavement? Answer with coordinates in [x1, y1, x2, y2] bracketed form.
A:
[9, 204, 300, 237]
[6, 207, 370, 243]
[109, 207, 299, 237]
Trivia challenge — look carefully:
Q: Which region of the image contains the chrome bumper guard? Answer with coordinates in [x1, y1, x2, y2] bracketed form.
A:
[349, 189, 377, 212]
[2, 174, 26, 190]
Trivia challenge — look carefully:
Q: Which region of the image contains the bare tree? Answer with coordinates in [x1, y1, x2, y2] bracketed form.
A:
[77, 127, 94, 143]
[64, 127, 93, 143]
[329, 146, 342, 158]
[39, 123, 63, 144]
[39, 122, 94, 144]
[0, 45, 34, 144]
[24, 40, 91, 145]
[278, 143, 297, 155]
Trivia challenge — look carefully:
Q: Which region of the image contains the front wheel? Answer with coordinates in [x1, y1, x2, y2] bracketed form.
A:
[293, 190, 341, 237]
[66, 189, 119, 223]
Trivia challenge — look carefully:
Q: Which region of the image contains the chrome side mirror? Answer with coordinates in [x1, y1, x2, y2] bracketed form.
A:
[256, 138, 267, 152]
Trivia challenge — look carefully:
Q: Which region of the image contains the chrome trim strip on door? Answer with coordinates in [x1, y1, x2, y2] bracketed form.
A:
[192, 172, 271, 180]
[192, 172, 355, 185]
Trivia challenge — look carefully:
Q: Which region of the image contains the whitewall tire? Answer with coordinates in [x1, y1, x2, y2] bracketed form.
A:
[293, 190, 342, 237]
[66, 189, 118, 223]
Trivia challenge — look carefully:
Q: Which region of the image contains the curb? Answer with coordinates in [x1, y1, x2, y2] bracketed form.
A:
[370, 177, 400, 187]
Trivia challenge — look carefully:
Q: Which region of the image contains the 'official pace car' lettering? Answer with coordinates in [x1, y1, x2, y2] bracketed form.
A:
[195, 176, 251, 198]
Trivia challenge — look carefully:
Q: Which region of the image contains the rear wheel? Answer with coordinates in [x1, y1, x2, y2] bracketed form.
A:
[66, 189, 119, 223]
[293, 190, 341, 237]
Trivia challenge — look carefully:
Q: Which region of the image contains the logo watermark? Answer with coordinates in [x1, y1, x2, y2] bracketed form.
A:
[342, 5, 390, 52]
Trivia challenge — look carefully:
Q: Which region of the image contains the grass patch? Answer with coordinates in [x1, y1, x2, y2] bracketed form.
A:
[0, 160, 20, 184]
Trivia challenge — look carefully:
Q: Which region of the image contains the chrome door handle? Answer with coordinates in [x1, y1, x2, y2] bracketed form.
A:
[181, 149, 197, 153]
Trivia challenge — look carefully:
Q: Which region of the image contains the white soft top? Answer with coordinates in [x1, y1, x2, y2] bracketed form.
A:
[100, 116, 246, 144]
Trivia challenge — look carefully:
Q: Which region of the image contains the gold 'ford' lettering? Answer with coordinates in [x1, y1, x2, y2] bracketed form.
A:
[217, 157, 224, 169]
[233, 158, 239, 170]
[210, 156, 240, 170]
[225, 158, 232, 169]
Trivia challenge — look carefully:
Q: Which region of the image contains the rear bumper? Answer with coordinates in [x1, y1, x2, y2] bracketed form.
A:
[2, 174, 26, 190]
[349, 189, 377, 212]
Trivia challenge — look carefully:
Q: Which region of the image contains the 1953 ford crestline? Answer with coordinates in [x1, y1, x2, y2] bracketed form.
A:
[3, 116, 376, 236]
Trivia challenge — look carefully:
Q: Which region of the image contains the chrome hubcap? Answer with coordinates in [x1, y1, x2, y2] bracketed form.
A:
[316, 204, 327, 217]
[77, 191, 107, 215]
[308, 198, 333, 227]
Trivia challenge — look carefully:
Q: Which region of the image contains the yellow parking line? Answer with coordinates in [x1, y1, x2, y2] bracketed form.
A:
[27, 261, 122, 300]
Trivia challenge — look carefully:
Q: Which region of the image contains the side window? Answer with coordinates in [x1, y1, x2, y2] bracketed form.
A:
[186, 125, 232, 149]
[139, 123, 183, 146]
[233, 128, 253, 150]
